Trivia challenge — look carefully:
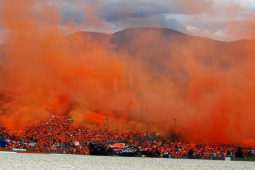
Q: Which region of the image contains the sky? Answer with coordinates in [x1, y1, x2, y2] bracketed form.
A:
[1, 0, 255, 42]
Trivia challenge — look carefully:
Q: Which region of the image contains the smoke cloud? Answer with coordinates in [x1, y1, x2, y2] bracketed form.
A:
[0, 0, 255, 147]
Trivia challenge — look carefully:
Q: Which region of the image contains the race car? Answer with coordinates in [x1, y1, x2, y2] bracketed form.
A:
[121, 145, 141, 157]
[89, 142, 114, 156]
[120, 145, 160, 158]
[140, 147, 160, 158]
[111, 143, 125, 155]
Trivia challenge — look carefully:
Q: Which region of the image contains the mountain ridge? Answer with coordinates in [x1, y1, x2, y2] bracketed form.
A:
[0, 27, 251, 78]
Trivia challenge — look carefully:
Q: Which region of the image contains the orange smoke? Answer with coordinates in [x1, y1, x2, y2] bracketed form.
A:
[0, 0, 255, 146]
[0, 0, 134, 130]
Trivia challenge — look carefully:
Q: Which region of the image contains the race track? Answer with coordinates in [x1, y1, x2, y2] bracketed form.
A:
[0, 152, 254, 170]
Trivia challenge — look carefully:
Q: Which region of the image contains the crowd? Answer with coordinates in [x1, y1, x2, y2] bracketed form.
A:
[154, 142, 254, 159]
[0, 116, 148, 154]
[0, 116, 254, 159]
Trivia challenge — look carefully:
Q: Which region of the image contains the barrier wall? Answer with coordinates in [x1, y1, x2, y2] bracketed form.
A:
[13, 148, 27, 152]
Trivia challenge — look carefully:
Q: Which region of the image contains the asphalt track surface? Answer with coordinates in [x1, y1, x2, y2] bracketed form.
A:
[0, 152, 254, 170]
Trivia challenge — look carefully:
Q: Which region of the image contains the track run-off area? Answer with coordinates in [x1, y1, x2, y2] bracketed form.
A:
[0, 152, 254, 170]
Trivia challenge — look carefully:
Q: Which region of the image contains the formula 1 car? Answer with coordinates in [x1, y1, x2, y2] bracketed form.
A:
[120, 145, 160, 158]
[89, 142, 114, 156]
[111, 143, 125, 155]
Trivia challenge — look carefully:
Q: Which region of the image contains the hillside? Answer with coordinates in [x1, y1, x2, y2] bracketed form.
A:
[0, 27, 252, 78]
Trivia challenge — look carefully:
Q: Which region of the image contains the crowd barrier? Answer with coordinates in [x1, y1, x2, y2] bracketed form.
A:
[13, 148, 27, 152]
